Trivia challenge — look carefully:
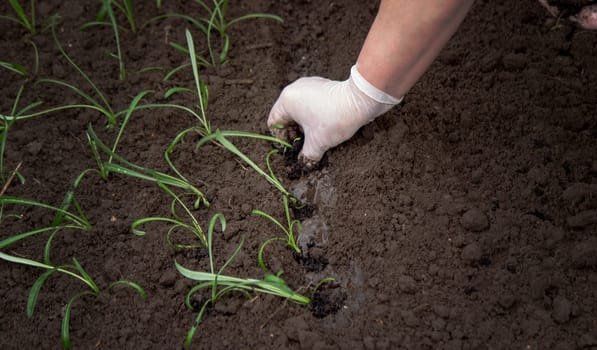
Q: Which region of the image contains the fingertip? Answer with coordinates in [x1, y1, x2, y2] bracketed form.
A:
[298, 138, 324, 170]
[267, 98, 287, 128]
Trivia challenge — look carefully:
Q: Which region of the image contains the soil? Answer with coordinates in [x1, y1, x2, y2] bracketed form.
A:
[1, 0, 597, 349]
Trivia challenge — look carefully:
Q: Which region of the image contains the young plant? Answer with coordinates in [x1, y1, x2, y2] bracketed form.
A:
[194, 0, 283, 65]
[131, 183, 209, 249]
[0, 0, 36, 34]
[85, 0, 136, 32]
[175, 213, 312, 346]
[0, 85, 42, 188]
[82, 0, 137, 80]
[252, 193, 301, 255]
[86, 125, 210, 247]
[145, 0, 282, 66]
[2, 16, 153, 129]
[0, 198, 144, 349]
[1, 16, 117, 127]
[86, 125, 209, 208]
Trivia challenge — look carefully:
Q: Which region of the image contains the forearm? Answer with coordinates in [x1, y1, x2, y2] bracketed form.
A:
[357, 0, 474, 98]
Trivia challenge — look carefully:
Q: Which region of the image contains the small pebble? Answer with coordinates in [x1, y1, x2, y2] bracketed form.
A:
[158, 270, 177, 287]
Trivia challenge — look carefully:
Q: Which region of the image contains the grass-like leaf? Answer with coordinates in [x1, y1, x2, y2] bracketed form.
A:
[27, 269, 55, 317]
[7, 0, 35, 34]
[0, 61, 28, 76]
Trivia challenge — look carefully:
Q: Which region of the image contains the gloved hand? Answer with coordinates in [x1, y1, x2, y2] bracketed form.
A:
[268, 65, 402, 169]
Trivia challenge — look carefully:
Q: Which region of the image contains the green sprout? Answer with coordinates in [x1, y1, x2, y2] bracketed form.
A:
[175, 213, 312, 346]
[145, 0, 282, 67]
[0, 16, 117, 127]
[252, 193, 302, 255]
[0, 85, 42, 188]
[0, 0, 36, 34]
[131, 183, 209, 249]
[0, 61, 29, 76]
[192, 0, 283, 65]
[82, 0, 137, 80]
[0, 201, 144, 350]
[86, 125, 209, 208]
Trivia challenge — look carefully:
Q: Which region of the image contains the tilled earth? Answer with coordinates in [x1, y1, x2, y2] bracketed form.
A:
[1, 1, 596, 349]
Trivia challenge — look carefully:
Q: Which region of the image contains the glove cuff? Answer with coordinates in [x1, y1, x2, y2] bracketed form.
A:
[350, 65, 403, 105]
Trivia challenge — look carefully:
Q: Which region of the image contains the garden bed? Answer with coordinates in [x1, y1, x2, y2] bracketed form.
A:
[1, 0, 596, 349]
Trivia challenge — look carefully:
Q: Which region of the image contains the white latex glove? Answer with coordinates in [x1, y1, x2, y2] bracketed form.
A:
[268, 65, 403, 168]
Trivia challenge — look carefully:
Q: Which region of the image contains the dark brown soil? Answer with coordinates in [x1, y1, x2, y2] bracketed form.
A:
[1, 1, 597, 349]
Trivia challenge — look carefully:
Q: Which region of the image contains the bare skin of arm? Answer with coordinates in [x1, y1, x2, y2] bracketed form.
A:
[357, 0, 475, 98]
[268, 0, 475, 166]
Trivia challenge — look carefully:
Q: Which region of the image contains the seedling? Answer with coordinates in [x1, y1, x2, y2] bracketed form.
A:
[252, 194, 301, 255]
[175, 213, 313, 346]
[84, 0, 136, 32]
[145, 0, 282, 67]
[131, 183, 209, 248]
[86, 125, 209, 208]
[2, 17, 154, 129]
[0, 198, 144, 349]
[159, 30, 295, 199]
[0, 0, 36, 34]
[0, 38, 40, 77]
[1, 85, 42, 187]
[1, 16, 118, 126]
[194, 0, 283, 65]
[86, 126, 211, 247]
[82, 0, 137, 80]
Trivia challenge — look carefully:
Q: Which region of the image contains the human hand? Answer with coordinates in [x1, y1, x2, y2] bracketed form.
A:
[267, 65, 402, 169]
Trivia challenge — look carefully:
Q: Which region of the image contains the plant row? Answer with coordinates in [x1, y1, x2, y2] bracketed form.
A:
[1, 1, 332, 348]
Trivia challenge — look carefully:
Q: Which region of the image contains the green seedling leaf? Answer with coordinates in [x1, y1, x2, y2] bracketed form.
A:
[0, 196, 90, 231]
[0, 227, 67, 250]
[16, 101, 43, 116]
[109, 90, 154, 164]
[49, 16, 115, 125]
[9, 0, 33, 33]
[185, 29, 210, 133]
[43, 229, 60, 264]
[27, 269, 55, 318]
[80, 20, 111, 30]
[0, 252, 97, 291]
[219, 34, 230, 64]
[108, 280, 147, 300]
[257, 237, 284, 273]
[62, 292, 95, 350]
[169, 41, 189, 54]
[162, 63, 191, 81]
[164, 87, 192, 99]
[123, 0, 136, 32]
[136, 66, 164, 74]
[131, 216, 187, 236]
[71, 258, 99, 294]
[185, 299, 211, 346]
[0, 61, 28, 76]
